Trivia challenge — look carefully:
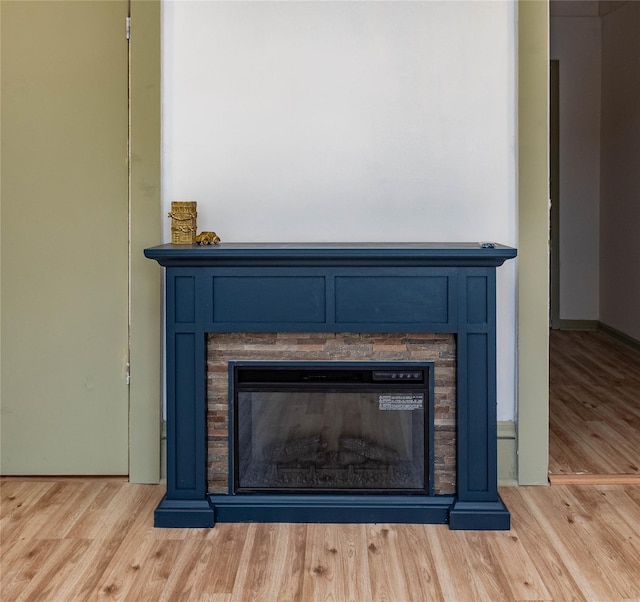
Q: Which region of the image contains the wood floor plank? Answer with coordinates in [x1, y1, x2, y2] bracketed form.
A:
[365, 524, 415, 602]
[12, 540, 93, 602]
[564, 487, 640, 600]
[126, 539, 186, 601]
[33, 480, 104, 540]
[0, 538, 60, 601]
[0, 480, 56, 545]
[63, 481, 130, 540]
[499, 487, 587, 602]
[227, 524, 258, 602]
[159, 538, 216, 599]
[522, 485, 639, 601]
[593, 486, 640, 538]
[454, 531, 514, 602]
[588, 421, 640, 474]
[395, 524, 444, 601]
[270, 523, 307, 602]
[228, 523, 307, 602]
[2, 481, 67, 543]
[485, 529, 552, 601]
[179, 524, 253, 598]
[231, 523, 285, 601]
[302, 523, 372, 602]
[568, 486, 640, 563]
[427, 527, 484, 601]
[83, 485, 168, 600]
[621, 484, 640, 510]
[91, 521, 161, 599]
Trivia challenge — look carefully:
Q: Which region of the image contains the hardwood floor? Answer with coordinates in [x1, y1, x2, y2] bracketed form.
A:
[549, 329, 640, 482]
[2, 477, 640, 601]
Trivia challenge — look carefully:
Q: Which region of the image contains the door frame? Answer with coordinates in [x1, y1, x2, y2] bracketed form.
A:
[129, 0, 162, 483]
[550, 60, 560, 330]
[517, 0, 550, 485]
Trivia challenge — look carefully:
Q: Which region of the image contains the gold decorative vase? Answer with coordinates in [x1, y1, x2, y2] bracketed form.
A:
[168, 201, 197, 244]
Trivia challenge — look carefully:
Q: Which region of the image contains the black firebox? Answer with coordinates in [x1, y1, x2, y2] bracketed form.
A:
[231, 362, 434, 495]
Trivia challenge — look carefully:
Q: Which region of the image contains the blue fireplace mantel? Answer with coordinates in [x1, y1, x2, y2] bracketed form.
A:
[145, 242, 517, 530]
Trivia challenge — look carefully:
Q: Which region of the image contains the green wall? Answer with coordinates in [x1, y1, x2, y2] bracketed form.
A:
[1, 0, 161, 481]
[517, 0, 550, 485]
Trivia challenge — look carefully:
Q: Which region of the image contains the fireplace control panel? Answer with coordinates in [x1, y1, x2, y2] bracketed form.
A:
[372, 371, 423, 382]
[237, 364, 427, 386]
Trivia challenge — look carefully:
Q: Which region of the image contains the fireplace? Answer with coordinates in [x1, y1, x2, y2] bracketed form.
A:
[145, 242, 516, 529]
[232, 362, 431, 494]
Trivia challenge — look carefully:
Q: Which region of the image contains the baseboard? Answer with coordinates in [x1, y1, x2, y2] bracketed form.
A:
[557, 319, 640, 353]
[497, 421, 517, 486]
[598, 322, 640, 353]
[557, 319, 599, 331]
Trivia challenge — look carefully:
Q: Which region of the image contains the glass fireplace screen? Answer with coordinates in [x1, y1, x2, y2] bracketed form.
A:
[232, 363, 431, 494]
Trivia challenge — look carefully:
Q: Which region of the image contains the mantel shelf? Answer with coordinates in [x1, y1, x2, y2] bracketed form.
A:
[144, 242, 517, 268]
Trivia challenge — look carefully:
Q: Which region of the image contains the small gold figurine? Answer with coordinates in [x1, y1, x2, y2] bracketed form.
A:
[195, 231, 221, 245]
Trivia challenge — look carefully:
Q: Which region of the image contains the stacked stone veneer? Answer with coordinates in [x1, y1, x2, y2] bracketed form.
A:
[207, 332, 456, 495]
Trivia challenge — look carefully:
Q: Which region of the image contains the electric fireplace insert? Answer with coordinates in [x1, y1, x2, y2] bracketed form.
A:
[232, 362, 433, 495]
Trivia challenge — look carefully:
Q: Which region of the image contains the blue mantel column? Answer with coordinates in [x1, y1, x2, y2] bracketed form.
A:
[145, 242, 517, 530]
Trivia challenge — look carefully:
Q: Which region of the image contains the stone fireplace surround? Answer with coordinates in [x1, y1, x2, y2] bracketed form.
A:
[145, 242, 516, 530]
[207, 332, 457, 496]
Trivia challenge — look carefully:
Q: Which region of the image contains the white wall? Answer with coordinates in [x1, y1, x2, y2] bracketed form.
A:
[550, 15, 601, 321]
[600, 2, 640, 340]
[162, 1, 518, 419]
